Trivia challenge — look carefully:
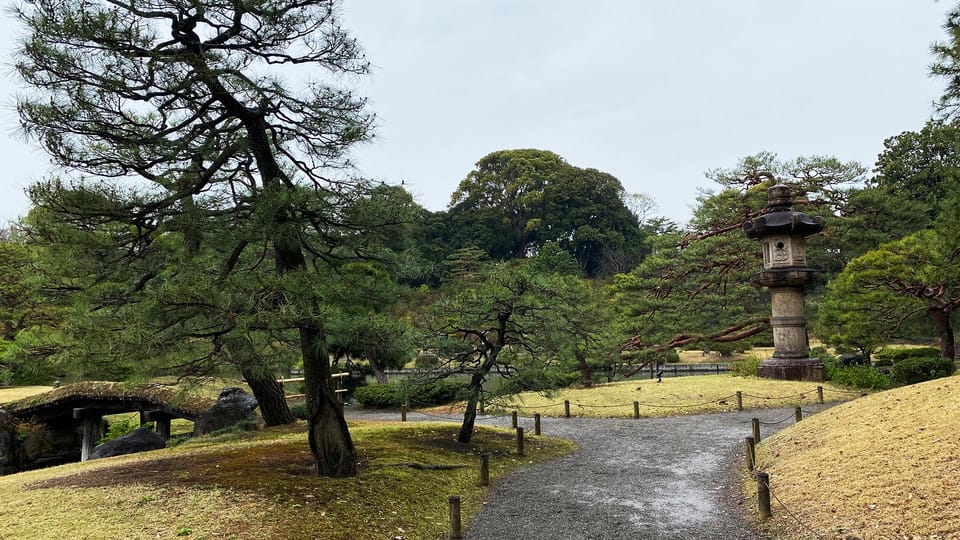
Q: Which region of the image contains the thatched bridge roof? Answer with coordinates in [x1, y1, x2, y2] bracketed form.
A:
[5, 382, 214, 423]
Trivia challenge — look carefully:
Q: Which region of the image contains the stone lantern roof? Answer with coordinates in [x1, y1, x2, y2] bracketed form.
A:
[742, 184, 824, 240]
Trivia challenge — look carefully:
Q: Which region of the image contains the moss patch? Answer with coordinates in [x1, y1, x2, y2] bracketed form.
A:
[0, 420, 574, 540]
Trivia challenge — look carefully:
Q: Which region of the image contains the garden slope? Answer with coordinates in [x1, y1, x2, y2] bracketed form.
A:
[753, 374, 960, 538]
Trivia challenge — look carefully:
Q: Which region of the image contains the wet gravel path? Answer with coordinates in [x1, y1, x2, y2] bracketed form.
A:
[348, 406, 821, 539]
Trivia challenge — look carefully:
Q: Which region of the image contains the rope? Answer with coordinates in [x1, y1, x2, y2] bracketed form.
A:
[741, 391, 811, 400]
[633, 393, 740, 409]
[820, 386, 868, 396]
[574, 402, 636, 409]
[509, 401, 567, 411]
[758, 412, 796, 426]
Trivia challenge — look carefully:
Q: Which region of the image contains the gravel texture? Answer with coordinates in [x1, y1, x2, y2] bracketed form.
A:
[350, 405, 821, 539]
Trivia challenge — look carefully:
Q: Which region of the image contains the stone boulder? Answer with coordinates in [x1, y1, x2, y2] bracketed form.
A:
[89, 427, 166, 460]
[193, 387, 259, 436]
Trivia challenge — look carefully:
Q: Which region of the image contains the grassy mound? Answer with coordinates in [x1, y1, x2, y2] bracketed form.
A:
[748, 374, 960, 538]
[483, 375, 858, 418]
[0, 420, 574, 539]
[4, 381, 214, 418]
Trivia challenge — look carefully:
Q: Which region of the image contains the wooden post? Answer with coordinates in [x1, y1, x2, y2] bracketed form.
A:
[156, 416, 171, 440]
[479, 453, 489, 486]
[74, 408, 102, 463]
[736, 391, 743, 411]
[745, 436, 755, 471]
[516, 427, 525, 457]
[511, 410, 518, 428]
[564, 400, 571, 418]
[817, 386, 824, 404]
[401, 405, 407, 422]
[449, 496, 463, 539]
[756, 472, 772, 520]
[716, 363, 721, 374]
[633, 401, 640, 419]
[752, 417, 761, 444]
[534, 413, 541, 435]
[795, 406, 803, 423]
[479, 389, 485, 415]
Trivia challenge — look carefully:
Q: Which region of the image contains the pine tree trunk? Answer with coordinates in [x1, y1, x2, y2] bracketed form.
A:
[930, 307, 956, 360]
[241, 368, 296, 427]
[369, 356, 388, 384]
[457, 353, 498, 443]
[457, 380, 481, 444]
[302, 324, 358, 477]
[576, 350, 593, 388]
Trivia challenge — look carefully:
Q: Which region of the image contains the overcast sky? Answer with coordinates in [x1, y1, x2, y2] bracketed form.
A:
[0, 1, 953, 226]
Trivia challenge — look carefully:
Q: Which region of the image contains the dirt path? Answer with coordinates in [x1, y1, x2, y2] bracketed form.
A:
[350, 406, 817, 539]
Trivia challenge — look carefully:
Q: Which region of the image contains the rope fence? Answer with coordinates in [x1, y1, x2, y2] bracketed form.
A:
[393, 385, 851, 428]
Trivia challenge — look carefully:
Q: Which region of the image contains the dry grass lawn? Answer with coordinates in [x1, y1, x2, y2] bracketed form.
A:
[749, 374, 960, 539]
[487, 374, 858, 418]
[0, 386, 54, 403]
[0, 420, 574, 539]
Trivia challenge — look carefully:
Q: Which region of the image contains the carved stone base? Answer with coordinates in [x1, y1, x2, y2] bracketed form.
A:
[757, 358, 824, 382]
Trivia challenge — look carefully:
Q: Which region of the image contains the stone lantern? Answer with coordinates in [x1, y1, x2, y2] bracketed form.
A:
[742, 183, 825, 381]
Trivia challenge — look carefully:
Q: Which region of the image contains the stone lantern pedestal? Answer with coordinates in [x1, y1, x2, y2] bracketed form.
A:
[743, 184, 825, 382]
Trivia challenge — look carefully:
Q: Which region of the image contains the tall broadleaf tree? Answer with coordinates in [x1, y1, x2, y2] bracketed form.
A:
[13, 0, 383, 477]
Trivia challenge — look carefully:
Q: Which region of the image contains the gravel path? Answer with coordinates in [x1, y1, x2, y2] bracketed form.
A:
[347, 406, 821, 539]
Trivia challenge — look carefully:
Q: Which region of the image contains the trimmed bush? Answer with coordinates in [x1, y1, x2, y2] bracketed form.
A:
[353, 379, 468, 408]
[826, 365, 893, 390]
[288, 402, 309, 420]
[874, 347, 942, 363]
[731, 355, 761, 377]
[891, 356, 956, 386]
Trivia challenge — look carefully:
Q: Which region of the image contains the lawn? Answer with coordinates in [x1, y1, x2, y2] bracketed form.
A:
[480, 374, 860, 418]
[747, 374, 960, 538]
[0, 420, 574, 539]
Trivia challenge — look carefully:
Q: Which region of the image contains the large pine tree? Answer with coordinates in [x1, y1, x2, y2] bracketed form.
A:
[14, 0, 379, 477]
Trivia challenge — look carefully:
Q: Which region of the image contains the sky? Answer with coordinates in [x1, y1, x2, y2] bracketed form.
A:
[0, 1, 953, 226]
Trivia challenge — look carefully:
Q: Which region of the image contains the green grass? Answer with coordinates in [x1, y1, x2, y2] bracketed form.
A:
[0, 420, 575, 539]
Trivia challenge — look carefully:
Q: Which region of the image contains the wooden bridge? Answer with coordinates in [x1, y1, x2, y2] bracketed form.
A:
[5, 382, 213, 461]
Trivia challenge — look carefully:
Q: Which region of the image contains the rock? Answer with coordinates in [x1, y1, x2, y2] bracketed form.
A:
[193, 387, 259, 436]
[89, 427, 166, 460]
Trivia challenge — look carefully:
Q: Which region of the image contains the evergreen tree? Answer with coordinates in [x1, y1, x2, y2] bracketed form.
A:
[14, 0, 380, 476]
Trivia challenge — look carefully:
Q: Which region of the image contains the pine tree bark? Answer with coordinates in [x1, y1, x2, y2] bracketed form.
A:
[241, 368, 296, 427]
[576, 350, 593, 388]
[930, 307, 956, 359]
[457, 348, 501, 443]
[302, 324, 358, 476]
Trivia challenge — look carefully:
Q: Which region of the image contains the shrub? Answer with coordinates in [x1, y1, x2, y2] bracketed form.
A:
[874, 347, 942, 363]
[826, 365, 893, 390]
[890, 356, 956, 386]
[731, 355, 761, 377]
[288, 402, 309, 420]
[711, 341, 751, 357]
[99, 416, 150, 444]
[352, 379, 468, 408]
[660, 349, 681, 364]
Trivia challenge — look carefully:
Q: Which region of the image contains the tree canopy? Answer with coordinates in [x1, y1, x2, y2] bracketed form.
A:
[13, 0, 385, 477]
[446, 149, 647, 276]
